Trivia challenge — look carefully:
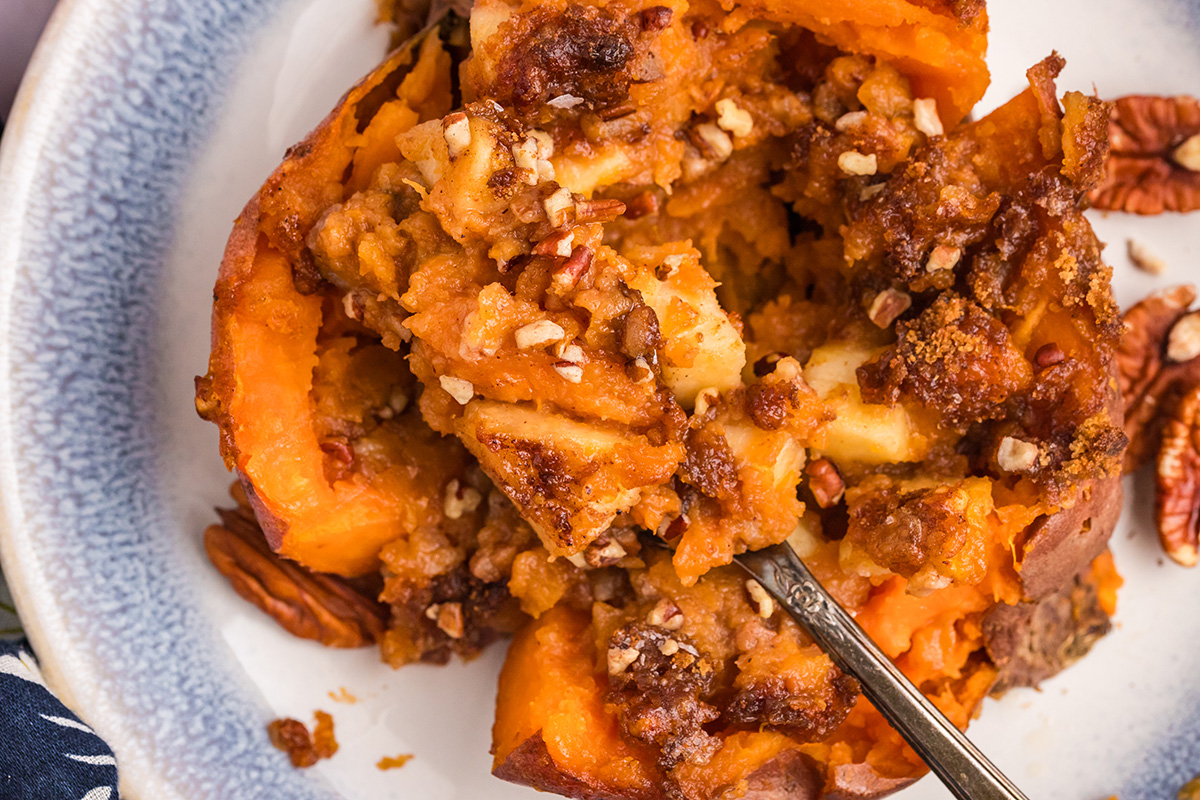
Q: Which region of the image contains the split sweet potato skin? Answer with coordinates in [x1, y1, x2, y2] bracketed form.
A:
[197, 24, 463, 577]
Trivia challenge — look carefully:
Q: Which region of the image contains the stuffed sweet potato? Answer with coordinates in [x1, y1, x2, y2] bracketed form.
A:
[196, 1, 1128, 797]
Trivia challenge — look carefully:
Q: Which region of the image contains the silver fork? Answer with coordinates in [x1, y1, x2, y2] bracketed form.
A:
[735, 543, 1030, 800]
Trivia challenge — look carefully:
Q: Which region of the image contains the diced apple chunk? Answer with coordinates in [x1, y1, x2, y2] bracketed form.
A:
[803, 341, 928, 465]
[398, 115, 510, 242]
[627, 249, 746, 408]
[457, 401, 684, 554]
[723, 422, 806, 494]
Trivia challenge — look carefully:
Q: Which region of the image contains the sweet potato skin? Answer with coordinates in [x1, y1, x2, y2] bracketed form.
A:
[1017, 471, 1124, 601]
[824, 768, 914, 800]
[197, 22, 464, 577]
[1015, 376, 1126, 601]
[493, 739, 853, 800]
[494, 734, 667, 800]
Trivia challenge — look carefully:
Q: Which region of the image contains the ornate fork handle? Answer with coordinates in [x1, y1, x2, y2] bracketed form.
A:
[735, 543, 1030, 800]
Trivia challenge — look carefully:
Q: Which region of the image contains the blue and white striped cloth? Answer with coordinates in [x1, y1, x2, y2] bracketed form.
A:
[0, 581, 120, 799]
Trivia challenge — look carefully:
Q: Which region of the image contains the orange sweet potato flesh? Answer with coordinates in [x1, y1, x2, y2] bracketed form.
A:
[493, 607, 833, 800]
[494, 607, 919, 800]
[493, 552, 1114, 800]
[493, 606, 667, 800]
[197, 25, 462, 577]
[730, 0, 988, 125]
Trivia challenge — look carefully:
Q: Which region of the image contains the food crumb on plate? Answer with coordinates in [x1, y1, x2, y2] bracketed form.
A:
[377, 754, 414, 770]
[328, 686, 358, 704]
[1127, 239, 1167, 275]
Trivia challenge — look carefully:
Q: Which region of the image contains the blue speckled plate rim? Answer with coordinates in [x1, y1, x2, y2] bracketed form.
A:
[0, 0, 336, 798]
[0, 0, 1197, 798]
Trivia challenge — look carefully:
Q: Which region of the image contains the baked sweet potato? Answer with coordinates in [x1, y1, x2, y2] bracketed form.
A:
[199, 0, 993, 575]
[194, 2, 1129, 799]
[486, 52, 1126, 800]
[196, 19, 467, 577]
[496, 488, 1120, 800]
[492, 548, 1116, 800]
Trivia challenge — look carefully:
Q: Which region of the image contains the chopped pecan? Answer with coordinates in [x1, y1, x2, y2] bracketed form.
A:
[866, 288, 911, 328]
[434, 602, 465, 639]
[1127, 239, 1166, 275]
[1117, 286, 1200, 471]
[1033, 343, 1066, 371]
[574, 197, 627, 223]
[1156, 384, 1200, 566]
[645, 597, 684, 630]
[1090, 94, 1200, 214]
[619, 305, 663, 360]
[744, 579, 775, 618]
[204, 504, 388, 648]
[623, 190, 660, 220]
[805, 458, 845, 508]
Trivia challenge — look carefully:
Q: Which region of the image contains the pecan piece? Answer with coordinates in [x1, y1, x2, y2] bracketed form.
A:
[1117, 286, 1200, 471]
[1156, 384, 1200, 566]
[805, 458, 845, 509]
[1090, 94, 1200, 214]
[204, 503, 387, 648]
[268, 718, 320, 768]
[268, 711, 338, 768]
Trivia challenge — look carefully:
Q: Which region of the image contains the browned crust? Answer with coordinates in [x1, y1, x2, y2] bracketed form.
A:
[825, 764, 917, 800]
[492, 733, 667, 800]
[739, 750, 828, 800]
[494, 733, 924, 800]
[1016, 471, 1124, 601]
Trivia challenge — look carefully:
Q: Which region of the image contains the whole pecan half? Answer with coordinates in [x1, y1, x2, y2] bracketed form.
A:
[1156, 384, 1200, 566]
[204, 503, 387, 648]
[1090, 94, 1200, 214]
[1117, 285, 1200, 472]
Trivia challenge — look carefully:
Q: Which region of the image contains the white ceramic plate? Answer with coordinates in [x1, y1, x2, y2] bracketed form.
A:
[1, 1, 1199, 798]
